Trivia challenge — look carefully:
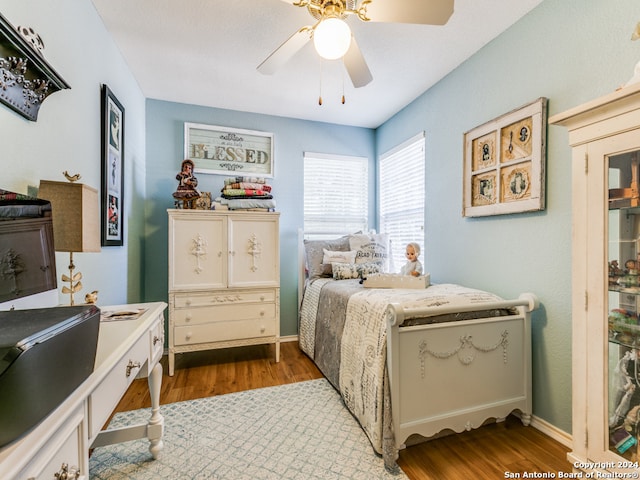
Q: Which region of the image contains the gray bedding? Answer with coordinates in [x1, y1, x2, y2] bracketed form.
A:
[312, 279, 362, 388]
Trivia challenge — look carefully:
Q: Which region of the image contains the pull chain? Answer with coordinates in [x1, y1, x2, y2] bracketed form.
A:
[317, 60, 347, 105]
[318, 59, 323, 105]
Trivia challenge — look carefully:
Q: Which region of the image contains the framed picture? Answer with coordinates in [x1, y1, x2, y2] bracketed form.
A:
[100, 84, 124, 246]
[184, 122, 274, 177]
[462, 97, 547, 217]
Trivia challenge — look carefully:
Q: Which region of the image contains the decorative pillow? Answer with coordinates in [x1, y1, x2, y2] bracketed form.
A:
[348, 233, 390, 271]
[304, 236, 351, 281]
[332, 261, 382, 280]
[322, 249, 357, 265]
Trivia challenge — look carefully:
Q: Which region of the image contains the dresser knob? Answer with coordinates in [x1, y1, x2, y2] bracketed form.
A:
[260, 325, 265, 333]
[185, 332, 192, 341]
[260, 310, 265, 316]
[185, 314, 192, 322]
[185, 299, 191, 306]
[260, 295, 265, 301]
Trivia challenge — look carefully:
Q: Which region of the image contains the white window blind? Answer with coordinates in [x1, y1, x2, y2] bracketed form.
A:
[304, 152, 368, 237]
[379, 132, 425, 272]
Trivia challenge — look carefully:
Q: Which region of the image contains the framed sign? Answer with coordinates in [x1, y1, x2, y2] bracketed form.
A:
[184, 122, 274, 177]
[463, 97, 547, 217]
[100, 84, 124, 246]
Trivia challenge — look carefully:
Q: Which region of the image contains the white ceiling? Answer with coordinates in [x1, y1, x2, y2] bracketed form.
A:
[90, 0, 543, 129]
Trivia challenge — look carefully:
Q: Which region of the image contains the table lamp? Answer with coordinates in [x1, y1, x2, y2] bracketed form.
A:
[38, 178, 100, 305]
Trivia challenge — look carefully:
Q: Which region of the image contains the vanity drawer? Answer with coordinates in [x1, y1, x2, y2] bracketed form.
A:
[18, 406, 84, 480]
[173, 290, 275, 308]
[174, 317, 276, 346]
[88, 335, 148, 440]
[172, 302, 276, 327]
[149, 316, 164, 364]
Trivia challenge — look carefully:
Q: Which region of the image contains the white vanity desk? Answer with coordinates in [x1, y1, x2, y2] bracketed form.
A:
[0, 302, 167, 480]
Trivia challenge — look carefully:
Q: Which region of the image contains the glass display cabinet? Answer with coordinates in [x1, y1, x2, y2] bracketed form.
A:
[550, 84, 640, 475]
[608, 152, 640, 462]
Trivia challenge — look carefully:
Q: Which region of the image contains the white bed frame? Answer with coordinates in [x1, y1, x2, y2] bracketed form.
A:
[298, 230, 539, 451]
[386, 294, 538, 449]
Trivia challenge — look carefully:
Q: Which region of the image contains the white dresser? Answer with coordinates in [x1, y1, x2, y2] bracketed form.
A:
[167, 209, 280, 376]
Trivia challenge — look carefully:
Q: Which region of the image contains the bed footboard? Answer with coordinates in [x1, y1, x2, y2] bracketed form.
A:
[386, 293, 539, 449]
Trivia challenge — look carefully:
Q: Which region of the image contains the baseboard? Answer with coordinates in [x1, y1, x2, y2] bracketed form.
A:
[280, 334, 298, 343]
[527, 414, 572, 448]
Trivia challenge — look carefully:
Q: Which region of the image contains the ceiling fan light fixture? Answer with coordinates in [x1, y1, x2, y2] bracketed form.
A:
[313, 17, 351, 60]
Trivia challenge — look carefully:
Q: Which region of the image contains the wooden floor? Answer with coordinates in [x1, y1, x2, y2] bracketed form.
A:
[114, 341, 572, 480]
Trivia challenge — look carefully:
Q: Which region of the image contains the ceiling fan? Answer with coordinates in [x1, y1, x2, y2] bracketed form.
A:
[257, 0, 455, 89]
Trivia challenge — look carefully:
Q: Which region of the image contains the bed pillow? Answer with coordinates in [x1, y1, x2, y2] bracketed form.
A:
[332, 262, 382, 280]
[349, 233, 390, 271]
[322, 249, 357, 265]
[304, 236, 351, 281]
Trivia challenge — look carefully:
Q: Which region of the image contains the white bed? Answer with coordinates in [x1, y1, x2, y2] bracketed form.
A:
[297, 230, 539, 471]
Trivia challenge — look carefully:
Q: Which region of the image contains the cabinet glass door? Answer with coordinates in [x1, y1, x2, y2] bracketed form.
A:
[608, 149, 640, 462]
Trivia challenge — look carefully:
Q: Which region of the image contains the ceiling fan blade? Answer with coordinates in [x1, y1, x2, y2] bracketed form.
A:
[363, 0, 454, 26]
[257, 27, 312, 75]
[343, 37, 372, 88]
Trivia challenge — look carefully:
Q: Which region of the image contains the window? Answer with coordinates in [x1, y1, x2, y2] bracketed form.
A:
[379, 132, 425, 272]
[304, 152, 368, 238]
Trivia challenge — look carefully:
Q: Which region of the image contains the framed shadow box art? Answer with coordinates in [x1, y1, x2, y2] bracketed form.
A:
[463, 97, 548, 217]
[100, 84, 124, 246]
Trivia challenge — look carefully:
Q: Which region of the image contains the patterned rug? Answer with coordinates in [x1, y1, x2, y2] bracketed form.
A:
[89, 378, 408, 479]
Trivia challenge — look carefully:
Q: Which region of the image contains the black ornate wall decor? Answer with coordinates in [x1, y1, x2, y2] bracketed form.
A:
[0, 12, 70, 121]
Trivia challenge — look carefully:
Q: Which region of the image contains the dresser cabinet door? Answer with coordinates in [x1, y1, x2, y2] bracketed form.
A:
[169, 213, 226, 290]
[228, 216, 279, 288]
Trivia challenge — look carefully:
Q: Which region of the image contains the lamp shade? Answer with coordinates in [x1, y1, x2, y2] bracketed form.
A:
[313, 18, 352, 60]
[38, 180, 100, 253]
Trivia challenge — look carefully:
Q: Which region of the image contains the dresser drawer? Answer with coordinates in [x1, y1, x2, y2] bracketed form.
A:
[174, 317, 276, 346]
[172, 302, 276, 327]
[173, 290, 275, 308]
[88, 334, 148, 439]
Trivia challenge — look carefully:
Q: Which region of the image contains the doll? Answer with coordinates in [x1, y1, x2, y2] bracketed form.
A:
[173, 159, 201, 208]
[400, 242, 423, 277]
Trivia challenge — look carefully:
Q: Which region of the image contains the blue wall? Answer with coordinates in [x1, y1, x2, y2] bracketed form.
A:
[0, 0, 147, 306]
[144, 100, 375, 335]
[376, 0, 640, 434]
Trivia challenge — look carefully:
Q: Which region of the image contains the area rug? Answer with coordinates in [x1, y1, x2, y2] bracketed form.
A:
[89, 378, 408, 479]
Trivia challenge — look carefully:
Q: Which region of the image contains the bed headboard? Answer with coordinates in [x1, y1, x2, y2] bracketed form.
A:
[297, 229, 358, 307]
[298, 228, 390, 307]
